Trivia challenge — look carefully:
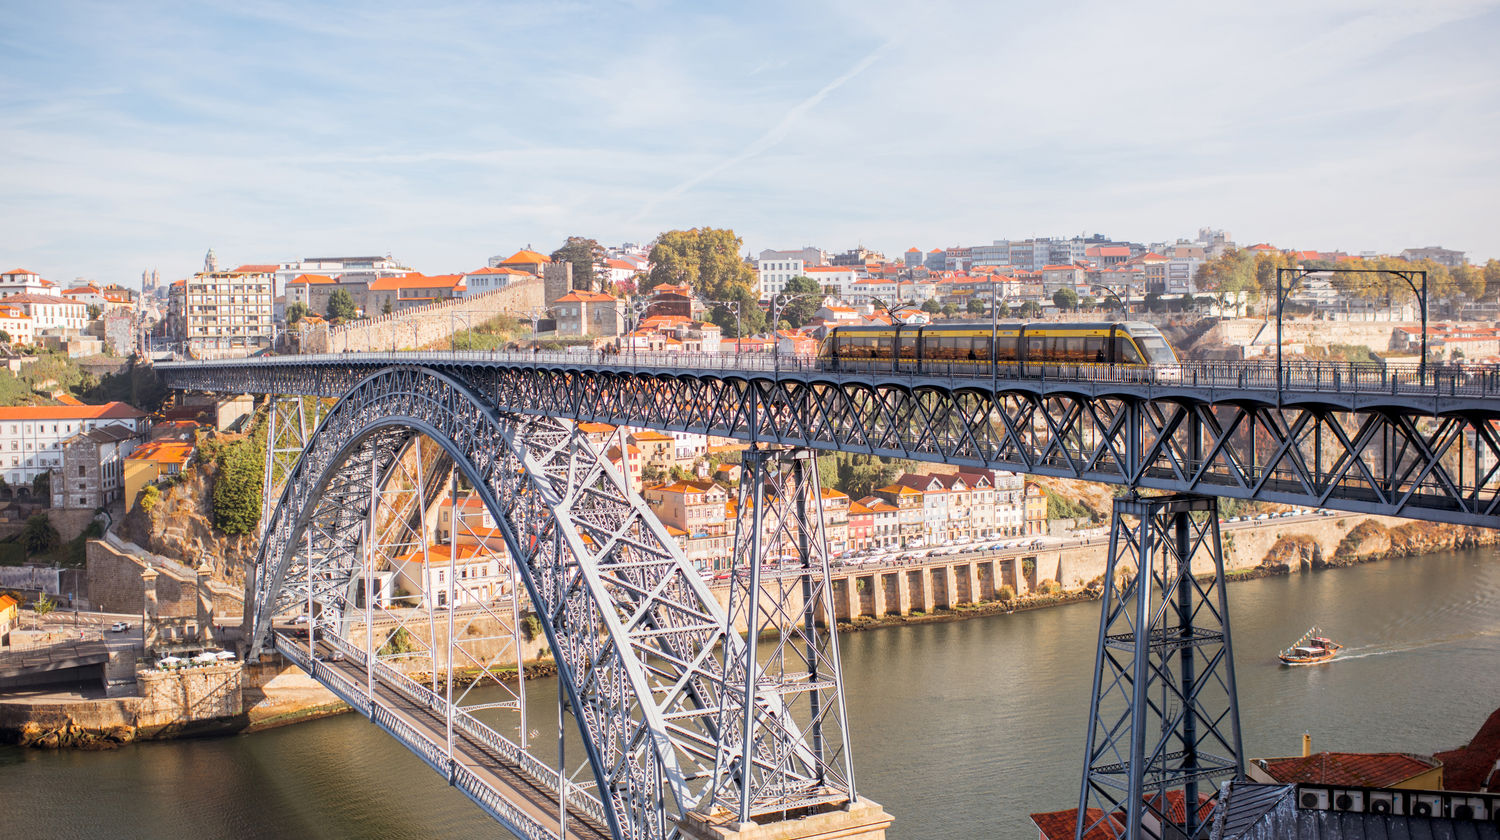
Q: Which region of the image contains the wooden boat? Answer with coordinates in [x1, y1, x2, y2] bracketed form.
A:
[1279, 627, 1343, 665]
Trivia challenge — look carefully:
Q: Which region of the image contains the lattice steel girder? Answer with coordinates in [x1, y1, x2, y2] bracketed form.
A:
[165, 362, 1500, 527]
[1078, 493, 1244, 840]
[248, 366, 832, 840]
[710, 447, 856, 823]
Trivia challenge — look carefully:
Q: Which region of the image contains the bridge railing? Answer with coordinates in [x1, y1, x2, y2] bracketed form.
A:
[164, 349, 1500, 400]
[317, 631, 609, 822]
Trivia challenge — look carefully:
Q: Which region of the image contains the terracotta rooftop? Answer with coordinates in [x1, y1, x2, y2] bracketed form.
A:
[1433, 706, 1500, 791]
[1260, 751, 1440, 787]
[0, 402, 144, 421]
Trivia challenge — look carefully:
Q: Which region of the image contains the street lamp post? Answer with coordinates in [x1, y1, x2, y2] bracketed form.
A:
[703, 299, 742, 357]
[771, 291, 825, 374]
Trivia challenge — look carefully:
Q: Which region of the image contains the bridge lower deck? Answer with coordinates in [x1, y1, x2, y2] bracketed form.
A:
[276, 633, 611, 840]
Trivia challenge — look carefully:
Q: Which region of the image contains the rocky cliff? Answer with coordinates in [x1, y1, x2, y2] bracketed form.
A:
[118, 461, 255, 583]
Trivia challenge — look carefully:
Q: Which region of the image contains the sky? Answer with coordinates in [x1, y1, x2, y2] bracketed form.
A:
[2, 0, 1499, 287]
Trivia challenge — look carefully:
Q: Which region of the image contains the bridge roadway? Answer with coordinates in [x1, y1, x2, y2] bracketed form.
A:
[272, 630, 612, 840]
[162, 350, 1500, 527]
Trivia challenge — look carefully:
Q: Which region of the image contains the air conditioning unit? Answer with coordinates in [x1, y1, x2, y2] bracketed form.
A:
[1412, 794, 1444, 818]
[1299, 788, 1330, 810]
[1332, 790, 1366, 812]
[1366, 791, 1400, 815]
[1448, 796, 1489, 821]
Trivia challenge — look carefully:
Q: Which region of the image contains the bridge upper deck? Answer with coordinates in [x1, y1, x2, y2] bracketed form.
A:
[161, 349, 1500, 416]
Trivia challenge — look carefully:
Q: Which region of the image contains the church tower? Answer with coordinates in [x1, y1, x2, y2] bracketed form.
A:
[203, 248, 219, 273]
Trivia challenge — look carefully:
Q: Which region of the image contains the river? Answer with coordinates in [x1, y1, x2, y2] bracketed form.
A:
[4, 550, 1499, 839]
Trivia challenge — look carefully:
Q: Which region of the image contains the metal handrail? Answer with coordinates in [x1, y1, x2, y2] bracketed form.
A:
[160, 350, 1500, 401]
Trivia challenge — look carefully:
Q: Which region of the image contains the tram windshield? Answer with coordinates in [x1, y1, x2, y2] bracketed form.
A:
[1136, 333, 1177, 365]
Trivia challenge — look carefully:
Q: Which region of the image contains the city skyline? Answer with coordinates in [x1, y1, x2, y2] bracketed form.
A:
[3, 0, 1498, 285]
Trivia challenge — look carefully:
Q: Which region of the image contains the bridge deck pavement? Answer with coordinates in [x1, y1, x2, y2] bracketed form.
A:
[308, 637, 612, 840]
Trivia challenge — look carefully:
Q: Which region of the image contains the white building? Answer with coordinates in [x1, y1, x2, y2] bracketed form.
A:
[1, 294, 88, 332]
[0, 306, 35, 345]
[802, 266, 862, 299]
[180, 267, 275, 349]
[0, 269, 55, 298]
[0, 403, 148, 488]
[274, 255, 413, 298]
[460, 266, 534, 296]
[757, 256, 805, 299]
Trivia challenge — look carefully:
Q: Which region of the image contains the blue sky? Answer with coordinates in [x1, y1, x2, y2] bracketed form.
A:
[2, 0, 1498, 286]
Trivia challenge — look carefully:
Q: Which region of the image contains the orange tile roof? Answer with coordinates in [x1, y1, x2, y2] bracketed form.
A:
[0, 594, 18, 611]
[128, 441, 195, 464]
[630, 429, 672, 441]
[289, 274, 336, 285]
[2, 268, 39, 276]
[1260, 751, 1439, 787]
[0, 402, 144, 421]
[368, 273, 462, 291]
[55, 394, 84, 406]
[231, 264, 278, 273]
[393, 542, 494, 565]
[555, 290, 616, 303]
[1030, 808, 1122, 840]
[499, 249, 552, 265]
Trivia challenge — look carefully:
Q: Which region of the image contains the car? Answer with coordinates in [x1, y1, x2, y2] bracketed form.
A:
[1254, 513, 1271, 521]
[330, 651, 345, 662]
[989, 542, 1005, 550]
[290, 613, 311, 624]
[1280, 511, 1295, 518]
[109, 622, 129, 633]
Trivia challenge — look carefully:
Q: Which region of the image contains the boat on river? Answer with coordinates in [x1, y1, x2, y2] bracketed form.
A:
[1279, 627, 1343, 665]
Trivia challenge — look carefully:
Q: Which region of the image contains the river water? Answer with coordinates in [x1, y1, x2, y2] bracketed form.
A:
[5, 550, 1499, 839]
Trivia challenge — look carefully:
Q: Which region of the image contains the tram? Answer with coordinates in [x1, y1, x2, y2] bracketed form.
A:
[820, 321, 1181, 376]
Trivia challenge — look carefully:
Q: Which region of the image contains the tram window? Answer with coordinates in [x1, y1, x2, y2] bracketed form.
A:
[995, 336, 1018, 362]
[900, 334, 918, 359]
[1085, 336, 1106, 362]
[1116, 337, 1144, 365]
[1028, 337, 1047, 360]
[1062, 337, 1085, 361]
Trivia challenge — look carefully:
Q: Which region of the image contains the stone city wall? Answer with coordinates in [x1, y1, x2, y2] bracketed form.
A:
[303, 281, 544, 354]
[85, 538, 241, 618]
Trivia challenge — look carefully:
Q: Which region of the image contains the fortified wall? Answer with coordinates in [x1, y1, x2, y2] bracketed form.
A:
[303, 281, 544, 354]
[85, 538, 242, 618]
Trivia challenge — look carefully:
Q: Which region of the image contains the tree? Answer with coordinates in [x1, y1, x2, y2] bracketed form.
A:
[0, 330, 10, 344]
[21, 513, 59, 556]
[1484, 259, 1500, 301]
[285, 302, 309, 325]
[1053, 288, 1079, 311]
[966, 298, 986, 315]
[31, 471, 49, 501]
[32, 593, 56, 616]
[1019, 301, 1042, 318]
[920, 298, 941, 314]
[212, 436, 263, 535]
[996, 301, 1011, 318]
[1452, 264, 1485, 301]
[382, 299, 393, 315]
[551, 236, 608, 292]
[1144, 292, 1166, 313]
[645, 229, 765, 334]
[326, 289, 358, 322]
[940, 302, 958, 317]
[779, 276, 824, 328]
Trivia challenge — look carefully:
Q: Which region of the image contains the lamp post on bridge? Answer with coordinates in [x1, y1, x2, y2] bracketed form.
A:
[1275, 267, 1430, 389]
[770, 291, 825, 374]
[702, 298, 742, 357]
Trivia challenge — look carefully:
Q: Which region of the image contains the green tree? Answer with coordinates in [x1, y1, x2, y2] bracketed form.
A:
[212, 435, 263, 535]
[1144, 292, 1165, 313]
[31, 471, 49, 501]
[779, 276, 824, 328]
[285, 301, 309, 325]
[1452, 264, 1485, 301]
[996, 301, 1011, 318]
[380, 626, 416, 655]
[920, 298, 942, 314]
[21, 513, 59, 556]
[966, 298, 986, 315]
[0, 330, 10, 344]
[551, 236, 608, 292]
[940, 302, 958, 317]
[645, 228, 765, 334]
[1484, 259, 1500, 301]
[1019, 301, 1042, 318]
[32, 593, 56, 616]
[326, 289, 358, 322]
[382, 299, 393, 315]
[139, 484, 161, 513]
[1053, 288, 1079, 311]
[87, 304, 103, 320]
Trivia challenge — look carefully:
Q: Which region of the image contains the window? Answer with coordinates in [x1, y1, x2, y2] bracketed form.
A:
[78, 465, 85, 477]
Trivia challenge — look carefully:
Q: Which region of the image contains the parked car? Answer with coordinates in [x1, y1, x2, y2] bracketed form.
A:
[109, 622, 129, 633]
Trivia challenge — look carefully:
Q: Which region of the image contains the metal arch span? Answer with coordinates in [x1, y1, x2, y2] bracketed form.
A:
[252, 365, 850, 840]
[166, 353, 1500, 527]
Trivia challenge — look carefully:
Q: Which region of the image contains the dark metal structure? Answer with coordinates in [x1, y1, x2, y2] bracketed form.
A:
[163, 351, 1500, 527]
[1078, 494, 1243, 840]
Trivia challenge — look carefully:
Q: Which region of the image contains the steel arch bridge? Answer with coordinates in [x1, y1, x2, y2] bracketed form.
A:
[158, 350, 1500, 840]
[164, 350, 1500, 528]
[245, 365, 859, 840]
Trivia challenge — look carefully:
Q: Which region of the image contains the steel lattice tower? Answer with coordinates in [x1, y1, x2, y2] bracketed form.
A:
[1077, 493, 1244, 840]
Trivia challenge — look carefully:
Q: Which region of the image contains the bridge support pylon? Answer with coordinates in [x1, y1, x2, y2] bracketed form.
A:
[1077, 493, 1244, 840]
[706, 446, 888, 837]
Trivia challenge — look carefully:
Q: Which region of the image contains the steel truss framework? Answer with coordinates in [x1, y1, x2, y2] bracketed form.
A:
[251, 366, 853, 840]
[711, 447, 856, 822]
[1078, 494, 1244, 840]
[165, 361, 1500, 527]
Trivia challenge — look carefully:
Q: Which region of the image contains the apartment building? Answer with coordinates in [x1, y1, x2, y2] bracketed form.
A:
[180, 267, 274, 349]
